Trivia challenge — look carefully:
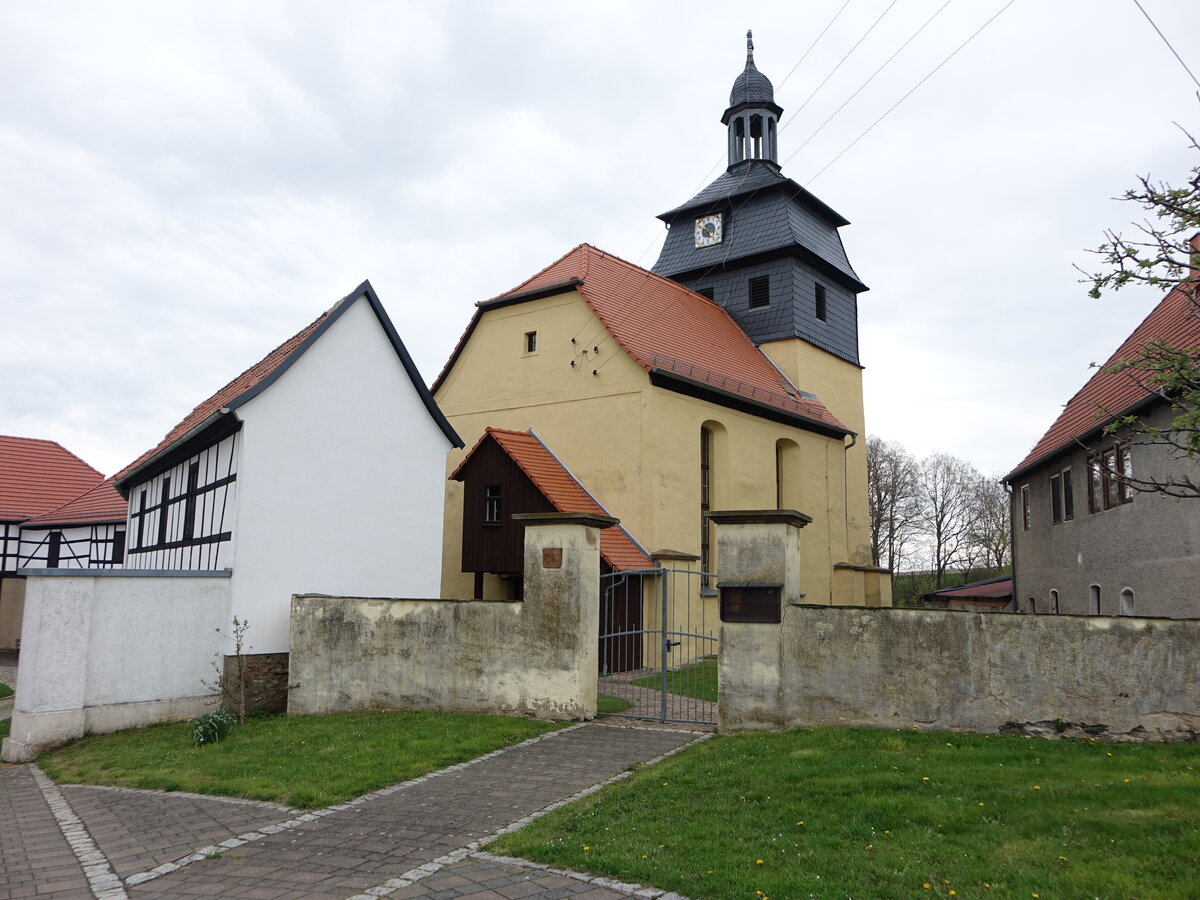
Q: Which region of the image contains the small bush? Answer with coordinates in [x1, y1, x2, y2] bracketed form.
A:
[191, 709, 236, 746]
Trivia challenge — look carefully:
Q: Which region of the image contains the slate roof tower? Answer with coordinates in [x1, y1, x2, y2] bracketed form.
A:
[652, 31, 867, 366]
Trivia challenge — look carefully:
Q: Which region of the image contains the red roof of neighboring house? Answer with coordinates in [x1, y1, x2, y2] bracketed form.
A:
[0, 435, 105, 521]
[434, 244, 848, 435]
[452, 427, 656, 572]
[1007, 275, 1200, 480]
[929, 576, 1013, 600]
[114, 281, 461, 492]
[23, 478, 127, 527]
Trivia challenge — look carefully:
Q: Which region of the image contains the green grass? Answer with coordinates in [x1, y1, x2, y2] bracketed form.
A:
[631, 658, 717, 702]
[597, 693, 633, 714]
[490, 727, 1200, 899]
[0, 682, 13, 699]
[0, 717, 8, 739]
[38, 710, 563, 808]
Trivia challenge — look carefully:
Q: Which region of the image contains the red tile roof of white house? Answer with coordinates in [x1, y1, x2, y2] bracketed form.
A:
[115, 281, 461, 492]
[434, 244, 849, 437]
[0, 435, 105, 521]
[451, 427, 656, 572]
[1006, 248, 1200, 481]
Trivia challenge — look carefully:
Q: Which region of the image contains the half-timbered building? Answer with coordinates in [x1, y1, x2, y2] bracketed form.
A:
[112, 280, 463, 657]
[18, 478, 127, 571]
[0, 435, 109, 648]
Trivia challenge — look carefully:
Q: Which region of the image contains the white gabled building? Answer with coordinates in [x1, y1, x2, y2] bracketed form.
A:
[112, 279, 463, 654]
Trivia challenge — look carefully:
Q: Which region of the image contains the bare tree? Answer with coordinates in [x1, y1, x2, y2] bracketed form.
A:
[968, 475, 1011, 570]
[867, 436, 920, 572]
[917, 453, 980, 589]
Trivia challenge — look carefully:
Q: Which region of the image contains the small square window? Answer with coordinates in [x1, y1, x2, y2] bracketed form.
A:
[524, 331, 537, 354]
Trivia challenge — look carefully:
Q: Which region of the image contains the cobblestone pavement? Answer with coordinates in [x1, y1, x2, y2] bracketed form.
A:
[0, 723, 707, 900]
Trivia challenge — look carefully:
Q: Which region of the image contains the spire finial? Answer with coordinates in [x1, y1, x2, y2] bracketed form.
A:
[746, 29, 754, 63]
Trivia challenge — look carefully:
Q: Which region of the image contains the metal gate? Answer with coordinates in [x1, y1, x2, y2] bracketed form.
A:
[598, 567, 717, 725]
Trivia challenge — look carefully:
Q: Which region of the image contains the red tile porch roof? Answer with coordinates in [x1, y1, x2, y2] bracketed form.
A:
[433, 244, 849, 436]
[451, 427, 656, 572]
[0, 435, 105, 521]
[22, 478, 127, 527]
[1006, 272, 1200, 481]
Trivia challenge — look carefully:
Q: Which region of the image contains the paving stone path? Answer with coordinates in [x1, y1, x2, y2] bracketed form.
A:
[0, 723, 708, 900]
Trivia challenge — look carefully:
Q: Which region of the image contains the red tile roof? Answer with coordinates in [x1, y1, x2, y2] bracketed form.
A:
[1007, 277, 1200, 480]
[929, 576, 1013, 600]
[113, 304, 336, 488]
[0, 435, 105, 521]
[453, 427, 656, 572]
[434, 244, 848, 435]
[22, 478, 127, 527]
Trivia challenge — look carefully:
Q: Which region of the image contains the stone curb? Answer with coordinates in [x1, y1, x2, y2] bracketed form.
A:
[30, 765, 128, 899]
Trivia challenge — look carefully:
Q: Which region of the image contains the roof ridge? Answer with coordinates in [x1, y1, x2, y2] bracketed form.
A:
[488, 244, 589, 303]
[0, 436, 104, 480]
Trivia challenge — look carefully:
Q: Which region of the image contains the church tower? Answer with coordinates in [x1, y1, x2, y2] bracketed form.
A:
[652, 32, 868, 369]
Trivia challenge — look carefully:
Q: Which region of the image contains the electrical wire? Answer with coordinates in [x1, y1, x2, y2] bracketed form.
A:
[806, 0, 1018, 184]
[791, 0, 901, 118]
[782, 0, 956, 168]
[1131, 0, 1200, 90]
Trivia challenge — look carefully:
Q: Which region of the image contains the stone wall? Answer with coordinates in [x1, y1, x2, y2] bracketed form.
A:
[722, 604, 1200, 741]
[288, 515, 607, 720]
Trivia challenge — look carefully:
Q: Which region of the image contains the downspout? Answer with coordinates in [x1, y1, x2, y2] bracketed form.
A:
[843, 432, 857, 563]
[1004, 480, 1019, 612]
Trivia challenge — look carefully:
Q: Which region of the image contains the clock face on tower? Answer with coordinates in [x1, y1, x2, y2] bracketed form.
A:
[694, 213, 723, 248]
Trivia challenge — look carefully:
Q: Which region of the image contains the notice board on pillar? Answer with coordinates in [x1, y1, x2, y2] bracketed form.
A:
[719, 583, 782, 623]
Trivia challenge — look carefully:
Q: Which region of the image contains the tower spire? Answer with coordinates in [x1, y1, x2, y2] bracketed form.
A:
[723, 31, 782, 168]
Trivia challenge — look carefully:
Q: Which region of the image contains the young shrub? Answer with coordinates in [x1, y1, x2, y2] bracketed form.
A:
[191, 709, 236, 746]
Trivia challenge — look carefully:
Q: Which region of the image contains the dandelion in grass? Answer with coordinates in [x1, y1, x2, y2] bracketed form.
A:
[1033, 785, 1041, 790]
[922, 884, 931, 890]
[756, 858, 764, 865]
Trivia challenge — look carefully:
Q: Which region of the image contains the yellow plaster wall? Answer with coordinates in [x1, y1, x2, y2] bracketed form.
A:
[436, 289, 887, 608]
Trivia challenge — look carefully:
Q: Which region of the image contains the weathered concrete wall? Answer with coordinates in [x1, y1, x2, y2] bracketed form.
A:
[289, 516, 603, 720]
[2, 570, 230, 762]
[725, 605, 1200, 741]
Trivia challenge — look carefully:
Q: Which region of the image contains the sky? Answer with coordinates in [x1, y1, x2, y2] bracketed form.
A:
[2, 0, 1198, 480]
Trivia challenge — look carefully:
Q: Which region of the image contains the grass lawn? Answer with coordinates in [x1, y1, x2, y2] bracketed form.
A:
[490, 726, 1200, 899]
[597, 693, 633, 714]
[632, 658, 717, 703]
[0, 682, 13, 699]
[38, 710, 563, 808]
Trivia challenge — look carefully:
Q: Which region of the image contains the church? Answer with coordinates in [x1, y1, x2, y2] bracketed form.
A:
[435, 33, 889, 611]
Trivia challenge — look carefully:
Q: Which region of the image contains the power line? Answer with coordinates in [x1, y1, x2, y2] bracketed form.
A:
[1131, 0, 1200, 90]
[776, 0, 854, 93]
[806, 0, 1018, 184]
[792, 0, 902, 118]
[782, 0, 956, 168]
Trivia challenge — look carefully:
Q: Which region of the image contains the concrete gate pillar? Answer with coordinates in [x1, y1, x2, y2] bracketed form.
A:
[708, 509, 811, 733]
[514, 511, 616, 720]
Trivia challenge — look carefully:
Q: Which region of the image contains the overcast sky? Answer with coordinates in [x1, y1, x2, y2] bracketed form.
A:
[3, 1, 1198, 481]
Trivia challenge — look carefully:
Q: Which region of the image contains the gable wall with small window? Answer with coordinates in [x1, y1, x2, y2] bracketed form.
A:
[1011, 402, 1200, 619]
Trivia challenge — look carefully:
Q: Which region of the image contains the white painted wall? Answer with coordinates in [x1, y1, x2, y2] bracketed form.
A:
[2, 571, 230, 762]
[230, 295, 451, 652]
